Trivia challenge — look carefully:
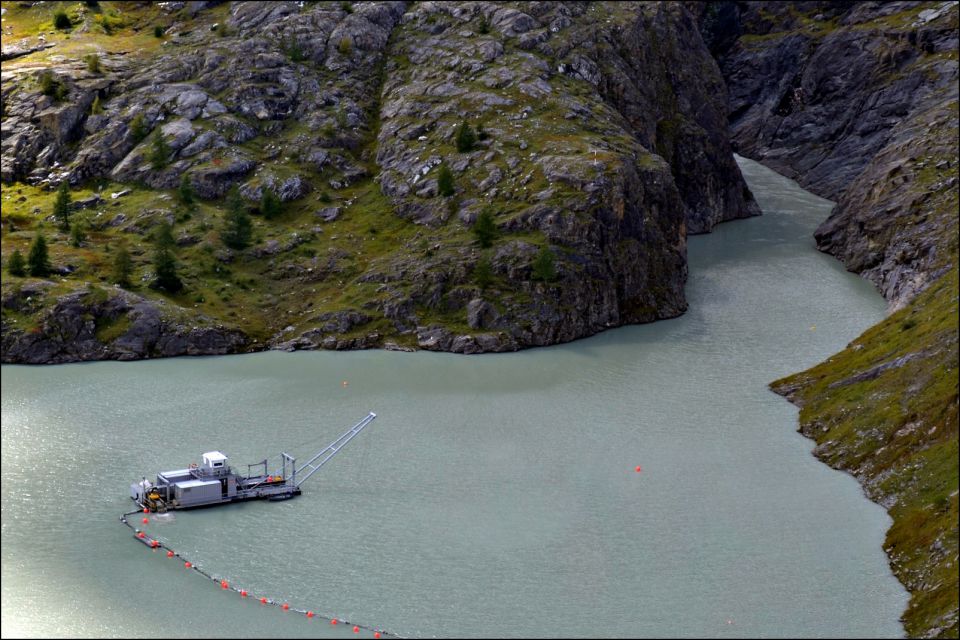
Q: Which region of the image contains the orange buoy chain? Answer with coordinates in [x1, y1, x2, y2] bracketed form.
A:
[120, 509, 401, 638]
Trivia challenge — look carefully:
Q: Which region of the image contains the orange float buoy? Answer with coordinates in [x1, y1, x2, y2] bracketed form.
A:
[331, 619, 338, 625]
[185, 561, 192, 569]
[306, 611, 314, 618]
[375, 632, 381, 639]
[143, 507, 149, 513]
[240, 590, 247, 597]
[142, 517, 149, 524]
[266, 476, 272, 482]
[282, 603, 289, 611]
[635, 465, 642, 472]
[353, 625, 360, 633]
[260, 597, 267, 604]
[151, 540, 159, 548]
[221, 580, 229, 589]
[166, 550, 174, 558]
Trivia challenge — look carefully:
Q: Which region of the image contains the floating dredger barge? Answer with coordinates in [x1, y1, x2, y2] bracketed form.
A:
[131, 412, 376, 512]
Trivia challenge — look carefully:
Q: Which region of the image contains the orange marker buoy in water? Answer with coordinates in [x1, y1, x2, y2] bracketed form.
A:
[266, 476, 272, 482]
[306, 611, 314, 618]
[282, 603, 289, 611]
[260, 597, 267, 604]
[166, 550, 174, 558]
[331, 618, 338, 625]
[240, 590, 247, 597]
[143, 507, 149, 513]
[635, 465, 642, 472]
[221, 580, 229, 589]
[375, 632, 381, 639]
[185, 561, 192, 569]
[142, 517, 149, 524]
[353, 626, 360, 633]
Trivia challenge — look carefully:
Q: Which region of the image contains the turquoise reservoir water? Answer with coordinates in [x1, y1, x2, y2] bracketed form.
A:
[1, 157, 907, 638]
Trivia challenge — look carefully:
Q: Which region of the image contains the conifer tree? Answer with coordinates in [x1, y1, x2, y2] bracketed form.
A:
[150, 131, 171, 170]
[220, 186, 252, 250]
[455, 120, 476, 153]
[260, 187, 282, 220]
[473, 207, 497, 248]
[52, 180, 72, 231]
[111, 243, 133, 287]
[532, 245, 557, 282]
[437, 164, 455, 197]
[177, 173, 194, 206]
[152, 221, 182, 292]
[27, 233, 51, 277]
[473, 255, 494, 290]
[7, 249, 26, 277]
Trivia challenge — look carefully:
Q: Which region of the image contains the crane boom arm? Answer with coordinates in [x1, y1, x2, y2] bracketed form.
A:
[294, 412, 377, 487]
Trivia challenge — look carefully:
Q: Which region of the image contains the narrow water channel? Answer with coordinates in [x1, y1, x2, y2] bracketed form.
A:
[0, 157, 908, 638]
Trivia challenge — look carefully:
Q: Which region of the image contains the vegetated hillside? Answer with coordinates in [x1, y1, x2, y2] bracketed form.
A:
[0, 0, 758, 363]
[693, 1, 959, 636]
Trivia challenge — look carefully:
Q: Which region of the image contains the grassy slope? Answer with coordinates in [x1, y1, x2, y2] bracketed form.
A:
[740, 4, 960, 636]
[773, 266, 958, 638]
[1, 1, 648, 350]
[0, 1, 495, 348]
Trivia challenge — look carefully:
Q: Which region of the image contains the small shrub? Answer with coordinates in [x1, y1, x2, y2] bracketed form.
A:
[154, 25, 165, 38]
[318, 191, 332, 203]
[100, 15, 113, 35]
[340, 1, 354, 13]
[476, 122, 489, 141]
[111, 243, 132, 287]
[283, 37, 305, 62]
[477, 16, 490, 34]
[216, 23, 231, 37]
[54, 10, 72, 30]
[85, 53, 101, 74]
[336, 108, 349, 129]
[473, 207, 497, 248]
[446, 196, 460, 217]
[39, 71, 67, 102]
[338, 37, 352, 55]
[129, 113, 148, 143]
[532, 246, 557, 282]
[149, 131, 171, 170]
[437, 164, 455, 197]
[7, 249, 26, 277]
[90, 95, 103, 115]
[455, 120, 476, 153]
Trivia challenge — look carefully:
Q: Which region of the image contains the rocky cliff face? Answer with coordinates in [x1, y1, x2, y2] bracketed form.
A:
[703, 0, 958, 308]
[698, 2, 959, 637]
[1, 1, 757, 363]
[1, 281, 249, 363]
